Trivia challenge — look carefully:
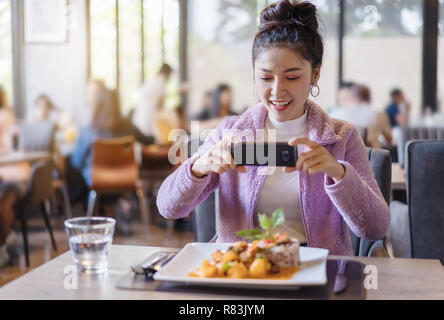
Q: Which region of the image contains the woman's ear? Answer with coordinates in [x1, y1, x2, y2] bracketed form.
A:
[312, 64, 321, 84]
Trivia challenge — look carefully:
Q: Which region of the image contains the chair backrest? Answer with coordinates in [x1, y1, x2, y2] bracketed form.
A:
[398, 127, 444, 167]
[406, 140, 444, 264]
[26, 160, 54, 204]
[193, 146, 392, 257]
[90, 136, 139, 190]
[19, 121, 56, 153]
[349, 148, 391, 256]
[355, 126, 368, 146]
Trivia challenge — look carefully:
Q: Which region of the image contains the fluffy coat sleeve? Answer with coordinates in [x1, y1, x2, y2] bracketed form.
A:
[324, 127, 390, 241]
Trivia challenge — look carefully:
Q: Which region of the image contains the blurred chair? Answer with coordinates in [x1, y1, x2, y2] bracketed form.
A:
[86, 136, 150, 225]
[349, 148, 391, 257]
[140, 144, 176, 227]
[192, 147, 391, 258]
[17, 160, 57, 267]
[355, 126, 368, 146]
[18, 121, 56, 152]
[397, 127, 444, 167]
[391, 140, 444, 263]
[19, 121, 72, 218]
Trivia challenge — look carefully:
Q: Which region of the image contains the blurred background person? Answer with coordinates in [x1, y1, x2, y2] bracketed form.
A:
[357, 85, 393, 149]
[132, 63, 173, 141]
[0, 184, 20, 267]
[193, 90, 213, 120]
[0, 86, 16, 153]
[385, 88, 410, 148]
[29, 94, 57, 123]
[196, 83, 238, 130]
[329, 82, 377, 129]
[69, 87, 154, 234]
[385, 88, 410, 129]
[80, 79, 107, 128]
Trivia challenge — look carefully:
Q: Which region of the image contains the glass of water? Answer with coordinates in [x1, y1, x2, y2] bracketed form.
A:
[65, 217, 116, 274]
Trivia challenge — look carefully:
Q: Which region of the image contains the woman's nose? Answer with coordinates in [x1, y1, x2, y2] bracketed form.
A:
[271, 78, 285, 97]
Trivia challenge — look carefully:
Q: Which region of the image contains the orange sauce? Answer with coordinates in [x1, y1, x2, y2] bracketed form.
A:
[187, 267, 299, 280]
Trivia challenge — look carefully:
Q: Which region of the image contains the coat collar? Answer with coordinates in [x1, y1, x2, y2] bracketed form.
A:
[241, 100, 341, 146]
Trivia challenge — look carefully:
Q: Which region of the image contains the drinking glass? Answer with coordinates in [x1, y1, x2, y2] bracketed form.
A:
[65, 217, 116, 274]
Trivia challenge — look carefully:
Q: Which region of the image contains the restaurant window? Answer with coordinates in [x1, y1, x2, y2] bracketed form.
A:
[89, 0, 180, 114]
[188, 0, 260, 116]
[343, 0, 423, 118]
[188, 0, 339, 116]
[309, 0, 340, 111]
[0, 0, 13, 106]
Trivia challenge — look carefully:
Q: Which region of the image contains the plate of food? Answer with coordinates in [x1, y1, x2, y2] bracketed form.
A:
[154, 209, 329, 289]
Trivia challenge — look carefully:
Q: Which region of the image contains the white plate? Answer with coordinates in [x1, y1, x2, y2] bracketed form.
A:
[154, 243, 329, 289]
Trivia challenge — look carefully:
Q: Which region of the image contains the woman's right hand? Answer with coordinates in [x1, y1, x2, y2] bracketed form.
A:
[191, 137, 247, 178]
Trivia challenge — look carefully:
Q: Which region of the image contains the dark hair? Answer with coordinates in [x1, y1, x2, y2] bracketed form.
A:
[391, 88, 403, 99]
[357, 85, 371, 103]
[34, 94, 56, 111]
[159, 63, 173, 76]
[91, 88, 123, 133]
[253, 0, 324, 69]
[210, 84, 231, 118]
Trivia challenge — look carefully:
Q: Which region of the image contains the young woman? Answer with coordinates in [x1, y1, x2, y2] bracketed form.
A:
[157, 0, 389, 255]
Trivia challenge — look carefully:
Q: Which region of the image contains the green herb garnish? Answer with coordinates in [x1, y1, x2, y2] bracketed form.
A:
[236, 208, 285, 241]
[223, 262, 231, 274]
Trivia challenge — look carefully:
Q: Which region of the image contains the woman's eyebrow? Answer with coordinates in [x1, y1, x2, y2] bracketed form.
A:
[258, 67, 302, 73]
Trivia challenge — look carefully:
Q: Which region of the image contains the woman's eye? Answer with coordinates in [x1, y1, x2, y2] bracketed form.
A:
[288, 77, 301, 81]
[260, 77, 272, 81]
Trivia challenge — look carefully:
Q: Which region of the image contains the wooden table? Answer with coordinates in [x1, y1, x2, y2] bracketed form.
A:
[0, 151, 50, 182]
[392, 163, 406, 191]
[0, 245, 442, 300]
[0, 151, 50, 166]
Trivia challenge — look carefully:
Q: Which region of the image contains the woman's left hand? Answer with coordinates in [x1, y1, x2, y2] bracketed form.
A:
[285, 137, 345, 182]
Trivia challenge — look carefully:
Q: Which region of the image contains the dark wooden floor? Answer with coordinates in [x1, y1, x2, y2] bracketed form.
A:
[0, 212, 194, 288]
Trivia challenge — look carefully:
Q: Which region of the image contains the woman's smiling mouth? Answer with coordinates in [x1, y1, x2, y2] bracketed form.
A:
[270, 99, 293, 112]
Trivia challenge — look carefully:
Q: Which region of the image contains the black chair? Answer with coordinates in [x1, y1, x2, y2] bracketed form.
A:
[349, 148, 391, 257]
[406, 140, 444, 264]
[355, 126, 368, 146]
[193, 147, 391, 258]
[397, 127, 444, 167]
[17, 160, 57, 267]
[19, 120, 72, 218]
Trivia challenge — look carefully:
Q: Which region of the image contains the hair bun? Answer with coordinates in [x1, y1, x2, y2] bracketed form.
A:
[260, 0, 318, 32]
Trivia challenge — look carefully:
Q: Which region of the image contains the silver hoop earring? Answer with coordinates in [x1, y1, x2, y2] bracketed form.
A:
[310, 84, 320, 98]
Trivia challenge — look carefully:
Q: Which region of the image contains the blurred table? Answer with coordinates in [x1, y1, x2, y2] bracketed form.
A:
[392, 163, 406, 191]
[0, 245, 443, 300]
[0, 151, 50, 182]
[0, 151, 50, 166]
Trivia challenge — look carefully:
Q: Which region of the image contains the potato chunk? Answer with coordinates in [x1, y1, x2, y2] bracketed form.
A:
[222, 250, 238, 263]
[226, 262, 249, 279]
[249, 258, 271, 278]
[201, 259, 217, 278]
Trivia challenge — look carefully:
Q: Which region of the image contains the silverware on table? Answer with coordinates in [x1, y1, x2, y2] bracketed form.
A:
[333, 260, 348, 294]
[131, 251, 177, 277]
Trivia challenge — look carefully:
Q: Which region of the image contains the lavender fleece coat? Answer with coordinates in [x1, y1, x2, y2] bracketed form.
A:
[157, 100, 390, 255]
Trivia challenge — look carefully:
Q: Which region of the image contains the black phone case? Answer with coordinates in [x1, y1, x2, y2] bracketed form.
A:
[230, 142, 298, 167]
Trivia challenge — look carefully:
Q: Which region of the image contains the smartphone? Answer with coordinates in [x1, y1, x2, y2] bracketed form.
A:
[230, 142, 298, 167]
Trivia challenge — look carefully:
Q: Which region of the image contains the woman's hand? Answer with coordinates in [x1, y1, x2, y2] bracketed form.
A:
[191, 136, 247, 178]
[285, 137, 345, 182]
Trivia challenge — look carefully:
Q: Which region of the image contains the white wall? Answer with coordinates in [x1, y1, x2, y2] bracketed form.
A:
[23, 0, 87, 121]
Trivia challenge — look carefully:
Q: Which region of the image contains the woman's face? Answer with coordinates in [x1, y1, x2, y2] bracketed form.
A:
[254, 47, 320, 122]
[34, 99, 51, 120]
